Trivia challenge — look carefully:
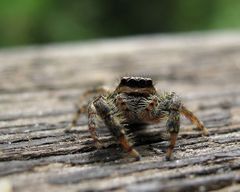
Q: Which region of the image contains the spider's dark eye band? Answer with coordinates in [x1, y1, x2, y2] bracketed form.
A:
[120, 77, 153, 88]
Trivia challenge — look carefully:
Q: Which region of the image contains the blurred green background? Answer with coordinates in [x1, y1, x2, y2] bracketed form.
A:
[0, 0, 240, 47]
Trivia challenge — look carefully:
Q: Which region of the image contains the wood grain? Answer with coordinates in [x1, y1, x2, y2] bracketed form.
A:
[0, 32, 240, 192]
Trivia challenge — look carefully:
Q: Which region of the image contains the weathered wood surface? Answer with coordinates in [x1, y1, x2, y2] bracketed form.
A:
[0, 32, 240, 192]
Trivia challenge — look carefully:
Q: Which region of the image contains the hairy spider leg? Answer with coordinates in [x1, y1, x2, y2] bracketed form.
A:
[87, 103, 104, 148]
[180, 105, 209, 136]
[65, 104, 88, 132]
[166, 133, 178, 161]
[165, 110, 180, 160]
[65, 87, 110, 132]
[93, 96, 141, 160]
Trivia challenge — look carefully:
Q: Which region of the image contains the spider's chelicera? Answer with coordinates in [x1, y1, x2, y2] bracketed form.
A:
[66, 77, 208, 160]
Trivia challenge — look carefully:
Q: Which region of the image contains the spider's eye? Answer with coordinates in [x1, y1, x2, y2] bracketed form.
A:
[121, 78, 128, 85]
[128, 79, 136, 87]
[139, 79, 145, 87]
[146, 80, 152, 86]
[120, 77, 153, 88]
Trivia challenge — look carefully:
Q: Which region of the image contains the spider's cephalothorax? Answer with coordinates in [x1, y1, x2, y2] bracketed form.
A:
[66, 77, 208, 161]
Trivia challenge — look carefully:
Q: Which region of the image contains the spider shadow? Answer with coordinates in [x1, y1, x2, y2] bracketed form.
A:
[88, 123, 169, 162]
[66, 121, 169, 163]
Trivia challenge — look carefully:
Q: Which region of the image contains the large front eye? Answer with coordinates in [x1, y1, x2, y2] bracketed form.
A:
[139, 79, 145, 87]
[128, 79, 136, 87]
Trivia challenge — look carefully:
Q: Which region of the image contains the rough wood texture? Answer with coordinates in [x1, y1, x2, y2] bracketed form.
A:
[0, 32, 240, 192]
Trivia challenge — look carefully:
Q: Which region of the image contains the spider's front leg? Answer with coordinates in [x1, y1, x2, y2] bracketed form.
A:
[165, 110, 180, 160]
[163, 92, 208, 160]
[93, 96, 141, 160]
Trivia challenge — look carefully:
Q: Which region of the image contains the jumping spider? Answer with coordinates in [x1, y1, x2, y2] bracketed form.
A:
[66, 77, 208, 161]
